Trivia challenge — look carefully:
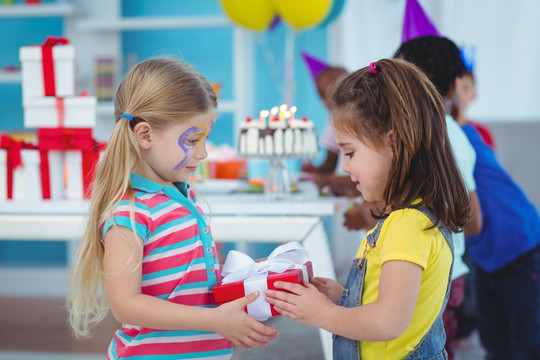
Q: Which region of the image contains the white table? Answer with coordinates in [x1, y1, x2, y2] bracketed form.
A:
[0, 180, 337, 360]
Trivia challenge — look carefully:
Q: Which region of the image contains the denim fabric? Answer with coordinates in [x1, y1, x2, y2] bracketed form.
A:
[442, 275, 466, 360]
[333, 206, 453, 360]
[475, 243, 540, 360]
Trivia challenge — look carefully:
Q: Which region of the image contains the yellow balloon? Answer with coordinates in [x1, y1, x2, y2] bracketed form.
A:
[275, 0, 333, 30]
[221, 0, 276, 31]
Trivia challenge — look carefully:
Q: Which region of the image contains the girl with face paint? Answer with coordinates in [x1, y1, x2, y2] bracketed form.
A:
[67, 57, 279, 360]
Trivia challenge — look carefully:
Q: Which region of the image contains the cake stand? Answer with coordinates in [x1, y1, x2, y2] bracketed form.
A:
[246, 154, 314, 202]
[266, 157, 291, 201]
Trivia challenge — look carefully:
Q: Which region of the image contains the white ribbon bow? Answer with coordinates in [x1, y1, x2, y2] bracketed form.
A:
[220, 241, 310, 320]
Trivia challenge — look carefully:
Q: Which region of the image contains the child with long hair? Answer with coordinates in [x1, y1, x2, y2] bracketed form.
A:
[266, 58, 470, 359]
[395, 35, 483, 360]
[66, 57, 278, 359]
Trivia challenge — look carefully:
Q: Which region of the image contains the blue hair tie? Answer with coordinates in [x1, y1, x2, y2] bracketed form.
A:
[120, 113, 133, 122]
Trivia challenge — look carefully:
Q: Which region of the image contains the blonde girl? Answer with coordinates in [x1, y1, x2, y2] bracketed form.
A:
[67, 57, 278, 359]
[266, 58, 470, 359]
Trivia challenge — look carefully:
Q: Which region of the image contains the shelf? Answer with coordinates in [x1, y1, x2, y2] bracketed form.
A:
[0, 3, 75, 17]
[97, 100, 237, 117]
[218, 100, 236, 113]
[0, 71, 21, 83]
[76, 15, 231, 31]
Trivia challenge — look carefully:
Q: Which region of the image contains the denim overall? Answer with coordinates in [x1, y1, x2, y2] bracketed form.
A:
[333, 205, 454, 360]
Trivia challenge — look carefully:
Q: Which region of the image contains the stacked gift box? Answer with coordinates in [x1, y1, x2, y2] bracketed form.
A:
[0, 36, 105, 201]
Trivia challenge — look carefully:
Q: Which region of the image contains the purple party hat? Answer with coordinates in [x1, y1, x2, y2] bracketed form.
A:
[301, 52, 329, 81]
[402, 0, 440, 43]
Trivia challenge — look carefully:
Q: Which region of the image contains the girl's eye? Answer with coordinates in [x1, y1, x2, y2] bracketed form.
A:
[186, 138, 201, 146]
[344, 151, 354, 158]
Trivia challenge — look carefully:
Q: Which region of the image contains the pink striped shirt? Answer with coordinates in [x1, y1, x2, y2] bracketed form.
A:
[103, 173, 233, 359]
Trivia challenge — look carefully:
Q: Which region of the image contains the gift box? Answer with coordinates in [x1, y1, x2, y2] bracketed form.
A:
[19, 36, 76, 98]
[37, 128, 106, 199]
[0, 135, 42, 200]
[23, 96, 97, 128]
[212, 242, 313, 321]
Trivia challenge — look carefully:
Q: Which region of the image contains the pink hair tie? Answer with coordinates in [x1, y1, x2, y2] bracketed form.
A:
[369, 62, 379, 74]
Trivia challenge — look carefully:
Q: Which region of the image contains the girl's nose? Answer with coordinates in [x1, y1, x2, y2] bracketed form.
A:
[195, 142, 208, 160]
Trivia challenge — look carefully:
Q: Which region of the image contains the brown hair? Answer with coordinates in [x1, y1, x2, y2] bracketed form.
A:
[329, 58, 469, 232]
[67, 57, 217, 338]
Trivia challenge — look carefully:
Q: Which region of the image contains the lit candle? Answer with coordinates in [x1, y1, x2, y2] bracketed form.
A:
[284, 110, 291, 125]
[279, 104, 287, 121]
[290, 106, 297, 121]
[270, 106, 279, 122]
[259, 110, 269, 125]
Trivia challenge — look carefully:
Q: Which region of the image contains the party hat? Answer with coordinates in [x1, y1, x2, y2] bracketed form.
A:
[459, 45, 475, 72]
[301, 51, 329, 81]
[401, 0, 440, 44]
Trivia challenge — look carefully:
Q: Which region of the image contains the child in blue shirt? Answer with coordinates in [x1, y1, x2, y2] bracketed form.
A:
[460, 122, 540, 359]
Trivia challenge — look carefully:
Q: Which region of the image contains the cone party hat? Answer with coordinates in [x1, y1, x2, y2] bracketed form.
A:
[402, 0, 440, 43]
[301, 52, 329, 81]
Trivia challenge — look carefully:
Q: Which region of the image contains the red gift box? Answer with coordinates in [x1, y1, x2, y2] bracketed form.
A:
[213, 261, 313, 318]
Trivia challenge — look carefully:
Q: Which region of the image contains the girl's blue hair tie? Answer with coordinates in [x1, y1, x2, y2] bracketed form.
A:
[120, 113, 133, 122]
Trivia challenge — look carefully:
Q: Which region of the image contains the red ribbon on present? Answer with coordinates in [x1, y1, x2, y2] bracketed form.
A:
[81, 139, 107, 198]
[0, 135, 37, 199]
[40, 36, 69, 97]
[56, 97, 65, 127]
[37, 128, 107, 199]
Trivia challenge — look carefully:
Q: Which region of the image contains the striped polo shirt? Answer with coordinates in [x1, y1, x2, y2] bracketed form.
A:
[103, 173, 233, 359]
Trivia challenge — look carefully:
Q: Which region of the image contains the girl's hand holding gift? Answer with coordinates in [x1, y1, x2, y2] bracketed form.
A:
[265, 280, 337, 329]
[214, 291, 279, 349]
[310, 277, 343, 304]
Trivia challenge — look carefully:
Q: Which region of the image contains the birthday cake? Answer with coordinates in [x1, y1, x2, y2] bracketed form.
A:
[238, 105, 318, 157]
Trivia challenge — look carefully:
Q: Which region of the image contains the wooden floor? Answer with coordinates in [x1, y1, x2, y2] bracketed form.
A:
[0, 297, 119, 353]
[0, 296, 485, 359]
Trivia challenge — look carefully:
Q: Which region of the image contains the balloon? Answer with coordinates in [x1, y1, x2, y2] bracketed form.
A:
[275, 0, 333, 30]
[221, 0, 275, 31]
[317, 0, 345, 28]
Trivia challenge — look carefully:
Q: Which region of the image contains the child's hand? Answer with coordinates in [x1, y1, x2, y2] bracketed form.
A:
[214, 291, 279, 349]
[265, 280, 336, 329]
[310, 277, 344, 304]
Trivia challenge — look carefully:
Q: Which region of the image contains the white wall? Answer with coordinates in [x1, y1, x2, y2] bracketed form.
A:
[330, 0, 540, 122]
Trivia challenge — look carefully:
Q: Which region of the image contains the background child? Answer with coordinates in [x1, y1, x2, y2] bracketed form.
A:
[460, 86, 540, 358]
[394, 35, 483, 360]
[266, 58, 470, 359]
[301, 65, 358, 196]
[453, 71, 496, 149]
[66, 57, 278, 359]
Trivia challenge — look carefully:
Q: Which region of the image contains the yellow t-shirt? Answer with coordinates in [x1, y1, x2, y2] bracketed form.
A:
[356, 207, 452, 359]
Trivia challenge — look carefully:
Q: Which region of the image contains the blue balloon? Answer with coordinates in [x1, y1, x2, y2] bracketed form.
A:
[317, 0, 346, 28]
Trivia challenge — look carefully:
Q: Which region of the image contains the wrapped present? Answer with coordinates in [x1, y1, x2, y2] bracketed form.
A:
[23, 96, 97, 128]
[213, 241, 313, 321]
[37, 128, 106, 199]
[19, 36, 75, 98]
[0, 135, 41, 200]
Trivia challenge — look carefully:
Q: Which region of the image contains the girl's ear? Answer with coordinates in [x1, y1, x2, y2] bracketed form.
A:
[133, 122, 152, 150]
[385, 129, 397, 147]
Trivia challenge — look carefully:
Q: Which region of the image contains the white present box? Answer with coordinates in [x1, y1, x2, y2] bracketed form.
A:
[11, 149, 44, 201]
[23, 96, 97, 128]
[0, 148, 43, 201]
[65, 151, 84, 200]
[19, 41, 76, 98]
[0, 145, 100, 201]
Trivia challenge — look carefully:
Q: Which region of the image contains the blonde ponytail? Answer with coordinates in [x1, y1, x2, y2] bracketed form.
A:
[67, 56, 217, 338]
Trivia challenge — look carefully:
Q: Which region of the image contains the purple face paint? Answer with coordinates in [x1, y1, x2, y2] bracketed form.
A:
[173, 125, 209, 170]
